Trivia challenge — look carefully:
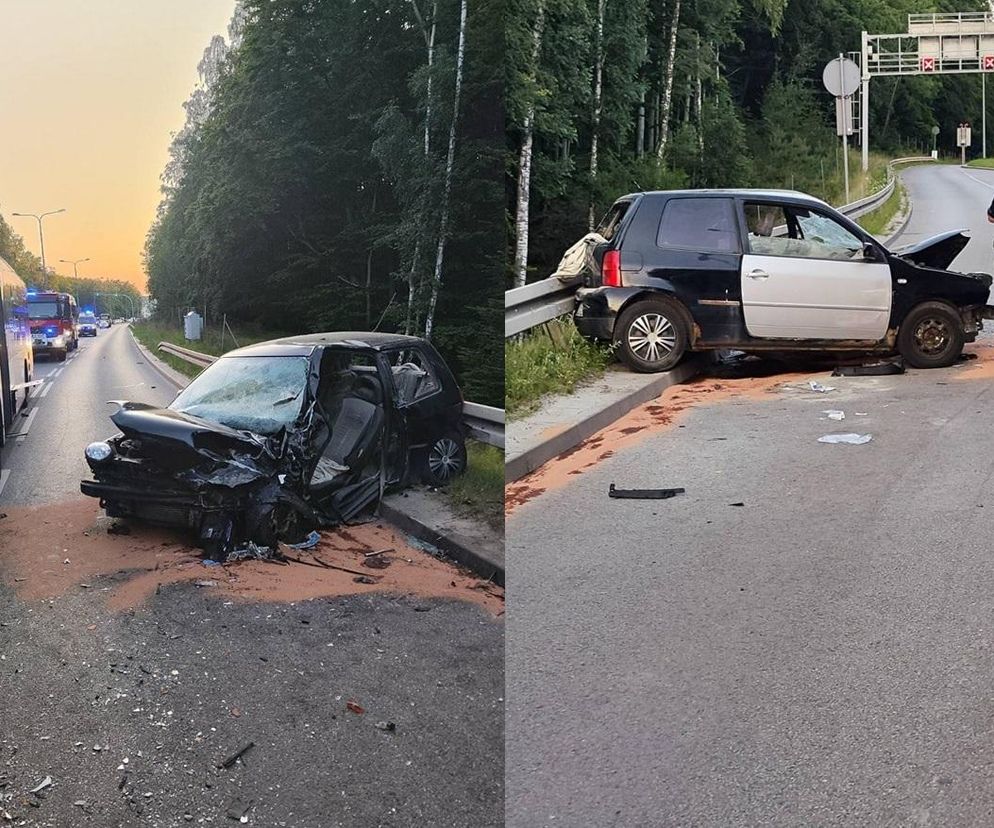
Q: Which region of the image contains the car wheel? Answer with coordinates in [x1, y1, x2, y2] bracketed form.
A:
[422, 433, 467, 486]
[897, 301, 965, 369]
[614, 296, 690, 373]
[57, 349, 67, 362]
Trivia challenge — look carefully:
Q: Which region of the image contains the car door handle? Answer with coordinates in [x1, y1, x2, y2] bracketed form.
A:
[746, 269, 770, 280]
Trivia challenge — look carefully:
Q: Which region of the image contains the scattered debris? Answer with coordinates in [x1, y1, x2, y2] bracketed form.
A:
[218, 742, 255, 770]
[832, 358, 904, 376]
[362, 550, 392, 570]
[194, 580, 217, 588]
[346, 701, 365, 715]
[822, 410, 845, 421]
[609, 483, 685, 500]
[855, 412, 868, 416]
[29, 777, 52, 794]
[226, 542, 277, 563]
[808, 380, 836, 393]
[287, 530, 321, 550]
[353, 575, 377, 584]
[375, 721, 397, 732]
[818, 433, 873, 445]
[225, 798, 254, 822]
[730, 502, 745, 507]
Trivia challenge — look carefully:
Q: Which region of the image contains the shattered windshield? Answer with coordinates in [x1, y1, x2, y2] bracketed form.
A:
[169, 355, 309, 435]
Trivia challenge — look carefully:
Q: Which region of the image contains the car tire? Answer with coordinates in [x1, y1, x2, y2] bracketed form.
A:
[614, 296, 690, 373]
[56, 349, 67, 362]
[422, 432, 468, 486]
[897, 301, 965, 369]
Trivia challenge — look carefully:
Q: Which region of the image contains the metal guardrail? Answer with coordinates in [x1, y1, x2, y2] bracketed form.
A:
[505, 156, 935, 338]
[158, 341, 505, 449]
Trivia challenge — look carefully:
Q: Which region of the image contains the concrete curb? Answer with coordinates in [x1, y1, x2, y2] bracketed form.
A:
[379, 499, 504, 586]
[505, 355, 710, 483]
[128, 327, 191, 390]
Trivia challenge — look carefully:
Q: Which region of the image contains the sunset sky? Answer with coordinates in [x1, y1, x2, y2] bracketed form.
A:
[0, 0, 238, 291]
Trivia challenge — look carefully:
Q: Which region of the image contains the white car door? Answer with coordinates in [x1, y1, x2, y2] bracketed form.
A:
[740, 203, 892, 340]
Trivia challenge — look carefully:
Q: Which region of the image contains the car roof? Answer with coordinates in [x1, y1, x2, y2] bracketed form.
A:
[621, 189, 831, 209]
[223, 331, 427, 358]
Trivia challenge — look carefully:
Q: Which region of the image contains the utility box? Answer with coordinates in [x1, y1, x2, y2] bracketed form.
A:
[184, 310, 203, 341]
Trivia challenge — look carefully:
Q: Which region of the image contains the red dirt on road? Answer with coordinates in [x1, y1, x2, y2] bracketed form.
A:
[0, 499, 503, 615]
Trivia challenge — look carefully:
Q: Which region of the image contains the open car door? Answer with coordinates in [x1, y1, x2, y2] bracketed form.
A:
[306, 348, 403, 522]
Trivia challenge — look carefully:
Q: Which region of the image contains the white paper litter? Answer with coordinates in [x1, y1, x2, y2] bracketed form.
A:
[818, 433, 872, 445]
[809, 381, 836, 393]
[822, 409, 845, 421]
[855, 412, 868, 416]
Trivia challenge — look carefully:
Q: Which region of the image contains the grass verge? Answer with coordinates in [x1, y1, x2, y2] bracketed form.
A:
[444, 442, 503, 532]
[505, 318, 614, 420]
[967, 157, 994, 169]
[131, 321, 286, 379]
[856, 179, 904, 238]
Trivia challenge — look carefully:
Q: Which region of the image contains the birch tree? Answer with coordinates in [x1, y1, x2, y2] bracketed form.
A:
[424, 0, 467, 339]
[587, 0, 606, 230]
[656, 0, 680, 161]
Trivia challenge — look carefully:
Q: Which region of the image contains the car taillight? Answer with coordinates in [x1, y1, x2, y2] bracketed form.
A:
[602, 249, 622, 287]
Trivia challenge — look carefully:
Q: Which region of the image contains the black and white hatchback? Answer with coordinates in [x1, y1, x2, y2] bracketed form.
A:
[574, 189, 994, 372]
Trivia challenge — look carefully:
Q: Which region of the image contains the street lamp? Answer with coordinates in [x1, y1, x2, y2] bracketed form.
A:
[11, 209, 66, 273]
[59, 257, 89, 279]
[95, 291, 137, 320]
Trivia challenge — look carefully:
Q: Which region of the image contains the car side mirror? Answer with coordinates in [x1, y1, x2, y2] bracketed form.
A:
[862, 241, 880, 261]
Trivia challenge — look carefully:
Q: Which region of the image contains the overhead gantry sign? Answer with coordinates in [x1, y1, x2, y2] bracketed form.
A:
[861, 12, 994, 169]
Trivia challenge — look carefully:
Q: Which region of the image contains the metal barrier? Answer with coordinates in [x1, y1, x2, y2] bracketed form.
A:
[158, 341, 505, 449]
[504, 156, 934, 339]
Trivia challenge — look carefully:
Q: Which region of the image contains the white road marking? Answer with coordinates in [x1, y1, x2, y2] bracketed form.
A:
[38, 381, 54, 399]
[961, 170, 994, 191]
[51, 367, 64, 378]
[14, 408, 39, 443]
[0, 469, 9, 500]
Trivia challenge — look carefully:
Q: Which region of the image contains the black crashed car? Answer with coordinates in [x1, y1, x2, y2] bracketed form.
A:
[81, 332, 468, 558]
[574, 189, 994, 372]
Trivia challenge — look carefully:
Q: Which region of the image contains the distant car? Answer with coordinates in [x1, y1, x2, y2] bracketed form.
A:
[97, 315, 110, 329]
[81, 332, 468, 559]
[575, 189, 994, 372]
[79, 313, 98, 337]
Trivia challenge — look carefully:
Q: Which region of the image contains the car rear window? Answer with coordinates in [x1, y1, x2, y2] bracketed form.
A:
[595, 201, 632, 241]
[657, 197, 739, 253]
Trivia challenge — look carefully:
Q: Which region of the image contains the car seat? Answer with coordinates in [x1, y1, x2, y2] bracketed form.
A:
[310, 374, 384, 490]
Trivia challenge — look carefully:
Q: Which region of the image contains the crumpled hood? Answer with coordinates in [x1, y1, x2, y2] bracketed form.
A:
[109, 401, 264, 452]
[892, 229, 972, 271]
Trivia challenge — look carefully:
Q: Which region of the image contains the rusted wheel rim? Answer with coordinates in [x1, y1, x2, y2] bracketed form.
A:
[914, 316, 951, 356]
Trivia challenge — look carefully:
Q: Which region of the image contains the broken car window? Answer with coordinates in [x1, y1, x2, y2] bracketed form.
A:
[387, 348, 440, 405]
[746, 203, 861, 261]
[657, 197, 738, 253]
[169, 355, 310, 435]
[595, 201, 631, 241]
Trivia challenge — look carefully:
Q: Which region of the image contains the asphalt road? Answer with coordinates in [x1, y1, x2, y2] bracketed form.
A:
[0, 325, 503, 827]
[506, 163, 994, 826]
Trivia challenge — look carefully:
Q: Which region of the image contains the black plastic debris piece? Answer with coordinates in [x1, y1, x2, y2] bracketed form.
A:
[609, 483, 685, 500]
[730, 502, 745, 507]
[218, 741, 255, 770]
[832, 358, 904, 377]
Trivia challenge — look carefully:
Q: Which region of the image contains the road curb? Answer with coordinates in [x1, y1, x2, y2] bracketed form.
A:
[379, 499, 504, 586]
[128, 328, 190, 390]
[505, 354, 711, 483]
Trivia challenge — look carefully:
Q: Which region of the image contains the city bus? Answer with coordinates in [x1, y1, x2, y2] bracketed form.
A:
[0, 255, 34, 448]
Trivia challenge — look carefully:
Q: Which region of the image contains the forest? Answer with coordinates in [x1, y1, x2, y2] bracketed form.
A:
[508, 0, 994, 286]
[144, 0, 503, 406]
[0, 214, 141, 317]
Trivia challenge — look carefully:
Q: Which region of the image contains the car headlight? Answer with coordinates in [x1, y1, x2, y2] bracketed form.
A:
[85, 441, 113, 463]
[53, 335, 65, 345]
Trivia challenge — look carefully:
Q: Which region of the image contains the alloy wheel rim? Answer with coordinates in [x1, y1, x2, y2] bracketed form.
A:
[628, 313, 677, 363]
[914, 317, 951, 356]
[429, 438, 462, 481]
